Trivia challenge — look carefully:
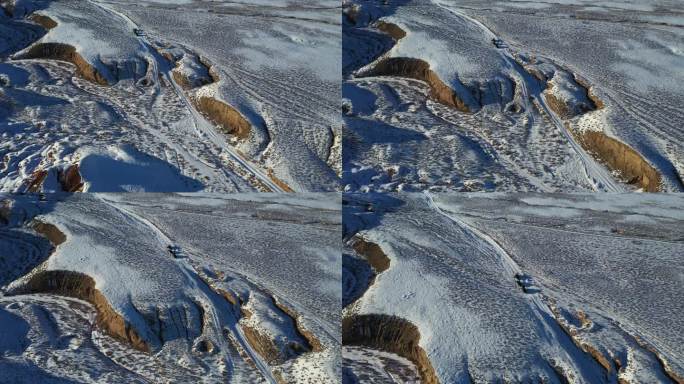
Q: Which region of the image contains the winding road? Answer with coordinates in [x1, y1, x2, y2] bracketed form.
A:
[423, 191, 610, 381]
[433, 2, 624, 192]
[87, 0, 285, 192]
[98, 196, 279, 384]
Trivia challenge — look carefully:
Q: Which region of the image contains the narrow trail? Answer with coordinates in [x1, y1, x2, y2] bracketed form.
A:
[97, 196, 278, 384]
[423, 191, 610, 382]
[86, 0, 284, 193]
[433, 2, 624, 192]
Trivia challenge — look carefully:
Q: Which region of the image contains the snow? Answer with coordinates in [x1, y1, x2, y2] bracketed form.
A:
[105, 0, 342, 191]
[343, 346, 421, 383]
[344, 192, 684, 382]
[0, 192, 341, 383]
[78, 145, 204, 192]
[1, 0, 340, 192]
[19, 0, 150, 84]
[344, 0, 684, 192]
[452, 0, 684, 191]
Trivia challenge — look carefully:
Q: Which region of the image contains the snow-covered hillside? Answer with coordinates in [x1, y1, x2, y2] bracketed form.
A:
[0, 0, 340, 193]
[343, 0, 683, 193]
[0, 193, 341, 383]
[343, 192, 684, 383]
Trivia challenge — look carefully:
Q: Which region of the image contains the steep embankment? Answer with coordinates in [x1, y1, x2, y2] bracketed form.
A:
[344, 235, 439, 383]
[58, 164, 84, 192]
[28, 14, 57, 30]
[161, 49, 252, 140]
[17, 270, 150, 352]
[17, 42, 108, 85]
[14, 13, 106, 84]
[352, 236, 390, 273]
[367, 57, 470, 112]
[541, 71, 661, 191]
[238, 296, 316, 365]
[10, 219, 149, 353]
[22, 164, 84, 193]
[359, 21, 470, 112]
[192, 96, 251, 139]
[343, 314, 439, 384]
[577, 130, 661, 192]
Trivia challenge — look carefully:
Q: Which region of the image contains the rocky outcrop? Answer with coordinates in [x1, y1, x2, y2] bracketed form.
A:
[239, 296, 314, 365]
[357, 20, 471, 112]
[31, 220, 66, 246]
[240, 323, 285, 365]
[193, 96, 251, 139]
[543, 76, 595, 119]
[267, 169, 294, 193]
[171, 54, 217, 90]
[25, 169, 48, 192]
[171, 71, 191, 90]
[198, 56, 220, 84]
[541, 69, 662, 192]
[352, 236, 389, 273]
[15, 270, 150, 353]
[28, 14, 57, 30]
[17, 43, 109, 85]
[578, 130, 661, 192]
[343, 314, 439, 384]
[364, 57, 470, 112]
[375, 21, 406, 41]
[573, 75, 605, 109]
[58, 164, 84, 192]
[272, 299, 322, 353]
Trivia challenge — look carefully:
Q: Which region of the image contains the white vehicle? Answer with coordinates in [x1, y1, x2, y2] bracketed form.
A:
[167, 245, 187, 258]
[492, 38, 508, 49]
[515, 273, 540, 293]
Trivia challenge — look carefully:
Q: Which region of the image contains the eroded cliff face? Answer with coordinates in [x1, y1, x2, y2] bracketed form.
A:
[17, 42, 109, 85]
[578, 130, 661, 192]
[17, 270, 151, 352]
[343, 314, 440, 384]
[6, 217, 150, 353]
[193, 96, 251, 139]
[365, 57, 471, 112]
[531, 58, 663, 191]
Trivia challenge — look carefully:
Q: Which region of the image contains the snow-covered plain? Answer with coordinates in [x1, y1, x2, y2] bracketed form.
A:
[1, 0, 341, 192]
[343, 192, 684, 383]
[0, 193, 341, 383]
[343, 0, 684, 193]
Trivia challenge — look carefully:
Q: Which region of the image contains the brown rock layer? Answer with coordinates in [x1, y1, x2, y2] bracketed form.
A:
[240, 323, 284, 365]
[58, 164, 84, 192]
[25, 169, 48, 192]
[343, 314, 440, 384]
[375, 21, 406, 41]
[172, 70, 193, 90]
[31, 220, 66, 246]
[193, 96, 251, 139]
[17, 43, 109, 85]
[365, 57, 470, 112]
[544, 93, 573, 119]
[198, 56, 220, 84]
[239, 298, 314, 365]
[573, 75, 605, 109]
[273, 300, 322, 353]
[28, 14, 57, 30]
[17, 270, 150, 353]
[352, 236, 390, 273]
[267, 169, 294, 193]
[578, 131, 661, 192]
[543, 74, 661, 192]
